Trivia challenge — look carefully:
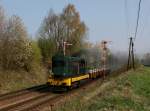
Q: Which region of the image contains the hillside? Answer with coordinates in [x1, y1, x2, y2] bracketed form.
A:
[0, 66, 48, 94]
[55, 66, 150, 111]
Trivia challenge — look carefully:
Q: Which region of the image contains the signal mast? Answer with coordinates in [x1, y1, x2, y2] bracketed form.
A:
[100, 40, 111, 79]
[63, 41, 72, 56]
[57, 40, 72, 56]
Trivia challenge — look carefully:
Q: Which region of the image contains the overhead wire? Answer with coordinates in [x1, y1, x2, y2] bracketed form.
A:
[139, 0, 150, 38]
[134, 0, 142, 40]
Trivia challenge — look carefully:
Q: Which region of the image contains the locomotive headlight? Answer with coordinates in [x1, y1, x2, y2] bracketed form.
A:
[48, 70, 54, 79]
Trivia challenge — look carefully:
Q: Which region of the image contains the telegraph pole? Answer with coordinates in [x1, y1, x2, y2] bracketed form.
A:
[131, 40, 135, 69]
[126, 0, 141, 70]
[127, 37, 132, 70]
[127, 37, 135, 70]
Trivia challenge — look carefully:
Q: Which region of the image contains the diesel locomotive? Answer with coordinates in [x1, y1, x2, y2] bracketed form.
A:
[47, 54, 110, 90]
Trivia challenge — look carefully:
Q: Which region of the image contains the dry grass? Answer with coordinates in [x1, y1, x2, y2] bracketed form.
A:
[0, 65, 48, 94]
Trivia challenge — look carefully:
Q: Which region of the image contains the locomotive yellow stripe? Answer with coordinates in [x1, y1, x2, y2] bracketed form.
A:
[71, 74, 89, 82]
[48, 74, 89, 86]
[47, 69, 109, 87]
[48, 78, 71, 86]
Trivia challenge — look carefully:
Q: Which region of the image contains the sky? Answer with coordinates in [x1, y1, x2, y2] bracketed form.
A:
[0, 0, 150, 54]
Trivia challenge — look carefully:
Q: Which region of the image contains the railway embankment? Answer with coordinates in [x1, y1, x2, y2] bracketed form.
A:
[52, 66, 150, 111]
[0, 66, 48, 94]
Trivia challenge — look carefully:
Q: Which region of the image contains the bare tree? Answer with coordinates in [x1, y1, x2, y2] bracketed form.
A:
[61, 4, 87, 54]
[38, 9, 59, 61]
[38, 4, 87, 63]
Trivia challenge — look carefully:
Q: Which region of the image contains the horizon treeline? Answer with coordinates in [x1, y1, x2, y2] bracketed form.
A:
[0, 3, 140, 72]
[0, 4, 88, 71]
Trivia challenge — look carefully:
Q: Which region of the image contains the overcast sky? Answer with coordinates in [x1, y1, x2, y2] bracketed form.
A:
[0, 0, 150, 54]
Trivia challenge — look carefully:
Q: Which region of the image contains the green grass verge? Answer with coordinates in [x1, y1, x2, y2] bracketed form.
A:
[55, 66, 150, 111]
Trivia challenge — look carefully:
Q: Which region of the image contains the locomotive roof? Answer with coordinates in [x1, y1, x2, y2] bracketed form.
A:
[52, 54, 81, 61]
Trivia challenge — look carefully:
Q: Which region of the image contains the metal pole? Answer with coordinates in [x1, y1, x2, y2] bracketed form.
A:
[63, 41, 72, 56]
[63, 42, 66, 56]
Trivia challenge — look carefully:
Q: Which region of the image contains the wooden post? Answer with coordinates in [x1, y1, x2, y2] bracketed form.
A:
[127, 37, 135, 70]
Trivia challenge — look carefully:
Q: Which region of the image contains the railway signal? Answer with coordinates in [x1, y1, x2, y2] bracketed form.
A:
[57, 40, 72, 56]
[63, 41, 72, 56]
[100, 40, 111, 79]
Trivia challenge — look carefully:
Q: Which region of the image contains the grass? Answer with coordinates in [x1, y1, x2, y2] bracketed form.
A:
[0, 65, 48, 94]
[87, 96, 145, 111]
[54, 66, 150, 111]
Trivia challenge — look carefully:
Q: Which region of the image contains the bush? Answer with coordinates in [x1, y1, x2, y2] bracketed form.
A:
[31, 41, 42, 64]
[0, 14, 33, 71]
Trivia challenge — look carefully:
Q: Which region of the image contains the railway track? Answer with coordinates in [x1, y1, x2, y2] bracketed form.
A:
[0, 93, 59, 111]
[24, 79, 105, 111]
[0, 84, 47, 101]
[0, 68, 127, 111]
[0, 84, 54, 111]
[0, 79, 96, 111]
